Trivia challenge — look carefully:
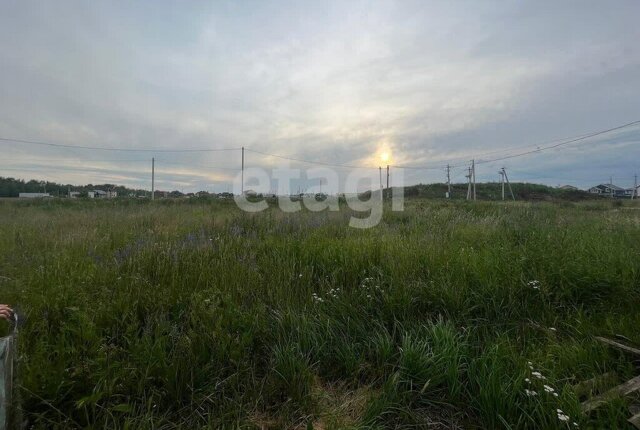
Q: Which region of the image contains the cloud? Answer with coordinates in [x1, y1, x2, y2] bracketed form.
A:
[0, 0, 638, 192]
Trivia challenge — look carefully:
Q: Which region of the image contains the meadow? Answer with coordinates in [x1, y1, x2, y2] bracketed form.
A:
[0, 198, 639, 429]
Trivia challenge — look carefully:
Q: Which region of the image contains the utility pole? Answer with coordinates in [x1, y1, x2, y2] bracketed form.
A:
[633, 174, 638, 200]
[446, 164, 451, 199]
[502, 167, 515, 201]
[151, 157, 155, 200]
[610, 175, 613, 198]
[466, 167, 472, 200]
[499, 169, 505, 200]
[471, 159, 476, 201]
[241, 147, 245, 195]
[379, 166, 383, 200]
[386, 164, 390, 199]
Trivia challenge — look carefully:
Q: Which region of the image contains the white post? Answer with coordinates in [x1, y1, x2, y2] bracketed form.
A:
[151, 157, 155, 200]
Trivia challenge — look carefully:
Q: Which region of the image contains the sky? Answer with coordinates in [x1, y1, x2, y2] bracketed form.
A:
[0, 0, 639, 193]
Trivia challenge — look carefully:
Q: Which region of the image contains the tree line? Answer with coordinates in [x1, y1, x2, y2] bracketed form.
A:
[0, 176, 145, 198]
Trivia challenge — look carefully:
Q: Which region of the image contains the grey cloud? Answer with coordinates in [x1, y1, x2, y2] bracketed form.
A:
[0, 0, 638, 192]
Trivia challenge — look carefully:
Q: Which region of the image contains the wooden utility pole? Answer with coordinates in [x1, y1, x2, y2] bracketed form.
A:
[499, 169, 505, 200]
[241, 147, 245, 195]
[471, 159, 476, 201]
[633, 174, 637, 200]
[502, 167, 515, 201]
[466, 167, 472, 200]
[151, 157, 155, 201]
[446, 164, 451, 198]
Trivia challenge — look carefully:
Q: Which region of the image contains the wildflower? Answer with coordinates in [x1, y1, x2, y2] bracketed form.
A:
[532, 371, 546, 380]
[543, 384, 555, 393]
[573, 422, 579, 427]
[524, 389, 538, 397]
[549, 327, 557, 332]
[557, 412, 570, 422]
[524, 378, 530, 384]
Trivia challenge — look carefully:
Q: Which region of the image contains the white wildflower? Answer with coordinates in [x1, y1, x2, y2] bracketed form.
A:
[524, 389, 538, 397]
[532, 371, 545, 380]
[543, 385, 555, 393]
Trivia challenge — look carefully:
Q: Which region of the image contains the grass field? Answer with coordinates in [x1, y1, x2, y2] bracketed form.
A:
[1, 198, 639, 429]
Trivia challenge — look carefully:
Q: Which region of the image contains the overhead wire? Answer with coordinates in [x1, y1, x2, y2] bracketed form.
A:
[1, 119, 638, 188]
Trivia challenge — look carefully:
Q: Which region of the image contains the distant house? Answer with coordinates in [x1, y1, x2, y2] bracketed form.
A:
[18, 192, 51, 198]
[558, 185, 578, 191]
[588, 183, 626, 197]
[625, 185, 640, 198]
[68, 191, 80, 198]
[88, 189, 117, 199]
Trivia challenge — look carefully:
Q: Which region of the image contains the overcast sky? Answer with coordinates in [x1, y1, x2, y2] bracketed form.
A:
[0, 1, 639, 192]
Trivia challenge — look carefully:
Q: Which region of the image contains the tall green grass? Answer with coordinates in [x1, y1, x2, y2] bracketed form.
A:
[0, 198, 639, 428]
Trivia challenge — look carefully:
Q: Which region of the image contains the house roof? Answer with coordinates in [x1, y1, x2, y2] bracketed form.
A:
[592, 183, 625, 191]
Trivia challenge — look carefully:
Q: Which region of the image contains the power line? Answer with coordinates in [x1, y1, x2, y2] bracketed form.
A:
[244, 148, 378, 170]
[0, 137, 241, 153]
[1, 118, 638, 173]
[475, 119, 640, 165]
[153, 158, 241, 171]
[391, 119, 640, 169]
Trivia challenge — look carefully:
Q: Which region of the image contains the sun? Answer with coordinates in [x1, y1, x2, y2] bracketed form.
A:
[380, 152, 390, 164]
